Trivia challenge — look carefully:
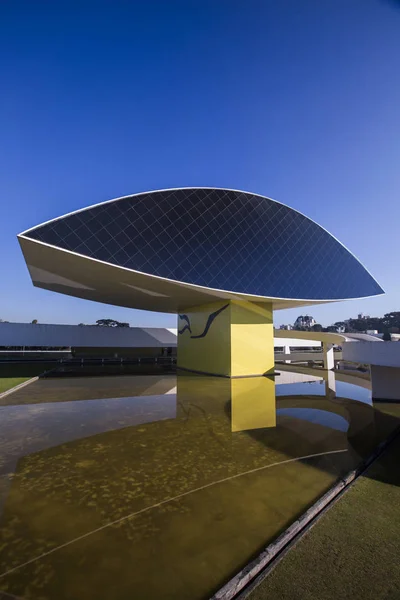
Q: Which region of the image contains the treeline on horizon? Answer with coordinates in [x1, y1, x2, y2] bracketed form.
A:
[296, 311, 400, 334]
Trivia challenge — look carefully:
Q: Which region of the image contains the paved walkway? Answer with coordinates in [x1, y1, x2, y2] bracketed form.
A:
[247, 408, 400, 600]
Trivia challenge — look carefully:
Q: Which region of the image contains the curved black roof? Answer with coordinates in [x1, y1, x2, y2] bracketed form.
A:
[22, 188, 383, 301]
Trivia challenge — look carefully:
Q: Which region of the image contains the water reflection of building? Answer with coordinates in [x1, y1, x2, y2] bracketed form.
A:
[231, 377, 276, 432]
[0, 370, 396, 600]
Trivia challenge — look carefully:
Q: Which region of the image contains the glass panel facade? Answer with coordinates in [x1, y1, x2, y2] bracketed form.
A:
[24, 189, 383, 300]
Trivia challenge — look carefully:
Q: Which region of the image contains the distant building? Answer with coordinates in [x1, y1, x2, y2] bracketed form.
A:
[366, 329, 378, 335]
[0, 322, 177, 360]
[294, 315, 316, 329]
[279, 324, 293, 330]
[358, 313, 370, 320]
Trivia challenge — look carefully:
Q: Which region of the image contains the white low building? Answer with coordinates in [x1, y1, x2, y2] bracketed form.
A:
[0, 322, 177, 358]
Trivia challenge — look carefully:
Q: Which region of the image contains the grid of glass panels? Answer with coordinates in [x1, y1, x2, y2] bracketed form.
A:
[25, 189, 383, 300]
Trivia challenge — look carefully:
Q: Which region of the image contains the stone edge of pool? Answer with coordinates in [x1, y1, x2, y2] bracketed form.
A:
[0, 376, 39, 399]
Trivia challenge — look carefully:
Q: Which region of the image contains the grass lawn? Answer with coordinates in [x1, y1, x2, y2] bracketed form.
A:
[0, 376, 32, 394]
[0, 362, 55, 394]
[247, 409, 400, 600]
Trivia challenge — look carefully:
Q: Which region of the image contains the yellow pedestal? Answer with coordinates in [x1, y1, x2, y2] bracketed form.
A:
[177, 299, 274, 377]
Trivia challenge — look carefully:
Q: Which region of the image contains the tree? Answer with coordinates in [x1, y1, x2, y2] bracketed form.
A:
[312, 312, 400, 336]
[311, 323, 323, 332]
[326, 325, 338, 333]
[96, 319, 129, 328]
[382, 312, 400, 330]
[347, 317, 382, 333]
[382, 328, 392, 342]
[347, 319, 366, 332]
[31, 319, 38, 324]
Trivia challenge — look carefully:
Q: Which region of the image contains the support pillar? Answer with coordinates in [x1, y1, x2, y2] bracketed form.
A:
[177, 299, 274, 378]
[283, 344, 291, 364]
[323, 343, 335, 370]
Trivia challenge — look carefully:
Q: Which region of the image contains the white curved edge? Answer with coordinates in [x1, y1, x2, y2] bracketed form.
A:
[274, 329, 347, 344]
[17, 236, 386, 306]
[17, 186, 385, 294]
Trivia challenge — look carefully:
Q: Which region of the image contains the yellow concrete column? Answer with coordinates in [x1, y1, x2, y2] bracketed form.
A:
[230, 300, 274, 377]
[177, 299, 274, 377]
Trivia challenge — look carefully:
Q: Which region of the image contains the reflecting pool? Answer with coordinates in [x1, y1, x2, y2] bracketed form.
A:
[0, 367, 398, 600]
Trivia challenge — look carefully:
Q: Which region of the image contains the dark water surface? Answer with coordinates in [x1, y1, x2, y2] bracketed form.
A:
[0, 367, 398, 600]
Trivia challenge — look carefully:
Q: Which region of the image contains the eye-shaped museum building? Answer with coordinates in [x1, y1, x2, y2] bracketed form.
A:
[18, 188, 384, 377]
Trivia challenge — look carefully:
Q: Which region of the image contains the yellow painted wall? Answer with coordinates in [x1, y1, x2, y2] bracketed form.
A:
[230, 301, 274, 377]
[177, 299, 274, 377]
[177, 300, 232, 376]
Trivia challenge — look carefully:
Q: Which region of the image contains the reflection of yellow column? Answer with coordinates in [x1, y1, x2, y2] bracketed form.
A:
[175, 372, 231, 418]
[177, 299, 274, 377]
[231, 376, 276, 432]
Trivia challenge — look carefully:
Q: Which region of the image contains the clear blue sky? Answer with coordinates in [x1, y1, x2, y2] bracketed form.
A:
[1, 0, 399, 328]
